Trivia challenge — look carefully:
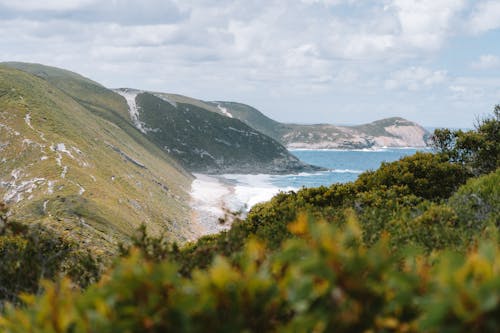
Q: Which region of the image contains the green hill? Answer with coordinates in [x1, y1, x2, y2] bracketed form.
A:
[0, 62, 322, 255]
[209, 101, 288, 142]
[0, 63, 195, 254]
[116, 90, 319, 174]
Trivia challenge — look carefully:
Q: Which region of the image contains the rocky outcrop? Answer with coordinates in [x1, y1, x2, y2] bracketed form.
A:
[283, 118, 429, 149]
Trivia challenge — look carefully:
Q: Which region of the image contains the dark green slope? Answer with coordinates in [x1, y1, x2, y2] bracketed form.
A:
[134, 93, 317, 174]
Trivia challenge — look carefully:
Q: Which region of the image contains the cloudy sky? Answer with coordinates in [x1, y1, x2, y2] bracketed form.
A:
[1, 0, 499, 127]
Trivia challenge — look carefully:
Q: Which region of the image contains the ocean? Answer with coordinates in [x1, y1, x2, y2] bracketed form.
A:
[273, 148, 428, 187]
[191, 148, 430, 234]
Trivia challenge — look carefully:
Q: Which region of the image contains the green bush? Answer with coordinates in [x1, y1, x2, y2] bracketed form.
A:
[2, 113, 498, 331]
[355, 152, 470, 201]
[391, 204, 464, 251]
[3, 215, 500, 332]
[449, 168, 500, 229]
[432, 106, 500, 175]
[0, 204, 101, 308]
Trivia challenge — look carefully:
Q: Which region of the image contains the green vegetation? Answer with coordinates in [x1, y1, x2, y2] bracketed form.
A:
[212, 101, 288, 141]
[2, 211, 500, 332]
[0, 61, 498, 331]
[449, 169, 500, 228]
[0, 63, 193, 253]
[432, 106, 500, 175]
[0, 202, 101, 309]
[135, 93, 314, 173]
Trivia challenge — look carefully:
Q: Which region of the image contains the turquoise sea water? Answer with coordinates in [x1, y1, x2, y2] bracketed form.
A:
[270, 148, 429, 188]
[216, 148, 431, 213]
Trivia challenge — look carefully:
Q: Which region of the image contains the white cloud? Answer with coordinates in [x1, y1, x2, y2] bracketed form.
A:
[300, 0, 357, 5]
[390, 0, 466, 50]
[471, 54, 500, 70]
[0, 0, 94, 11]
[385, 66, 448, 91]
[0, 0, 496, 127]
[469, 1, 500, 34]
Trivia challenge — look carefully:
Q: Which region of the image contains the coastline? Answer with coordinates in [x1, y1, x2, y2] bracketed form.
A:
[288, 146, 431, 152]
[188, 147, 427, 238]
[189, 173, 292, 237]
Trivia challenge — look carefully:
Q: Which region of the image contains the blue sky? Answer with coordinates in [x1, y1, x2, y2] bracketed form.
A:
[1, 0, 499, 127]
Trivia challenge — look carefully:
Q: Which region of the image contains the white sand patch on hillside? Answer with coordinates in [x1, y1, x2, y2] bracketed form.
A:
[115, 89, 148, 133]
[216, 104, 233, 118]
[24, 113, 34, 130]
[55, 143, 75, 159]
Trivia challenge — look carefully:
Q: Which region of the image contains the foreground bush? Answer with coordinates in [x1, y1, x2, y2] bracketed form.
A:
[0, 203, 101, 308]
[2, 214, 500, 332]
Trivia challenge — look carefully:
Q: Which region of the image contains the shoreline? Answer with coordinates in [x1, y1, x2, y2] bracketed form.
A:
[189, 174, 235, 237]
[188, 147, 426, 238]
[288, 146, 431, 152]
[189, 173, 291, 237]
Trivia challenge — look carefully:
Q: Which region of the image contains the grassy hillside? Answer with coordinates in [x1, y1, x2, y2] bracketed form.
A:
[210, 101, 288, 141]
[0, 64, 196, 255]
[132, 92, 318, 174]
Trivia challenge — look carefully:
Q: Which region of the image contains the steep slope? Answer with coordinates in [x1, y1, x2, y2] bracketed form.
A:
[116, 90, 316, 174]
[209, 101, 288, 142]
[0, 64, 196, 254]
[212, 101, 429, 149]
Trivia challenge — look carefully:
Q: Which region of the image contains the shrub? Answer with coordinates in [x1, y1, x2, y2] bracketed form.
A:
[432, 106, 500, 175]
[449, 168, 500, 229]
[3, 215, 500, 332]
[0, 204, 101, 308]
[355, 152, 470, 201]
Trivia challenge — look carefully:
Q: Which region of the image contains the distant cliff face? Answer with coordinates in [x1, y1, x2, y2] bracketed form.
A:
[282, 118, 429, 149]
[213, 102, 430, 149]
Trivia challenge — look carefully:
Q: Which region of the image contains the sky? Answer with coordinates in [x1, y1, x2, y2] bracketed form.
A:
[1, 0, 499, 127]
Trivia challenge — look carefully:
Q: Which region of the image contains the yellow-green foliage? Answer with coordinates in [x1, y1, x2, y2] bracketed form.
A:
[2, 215, 500, 332]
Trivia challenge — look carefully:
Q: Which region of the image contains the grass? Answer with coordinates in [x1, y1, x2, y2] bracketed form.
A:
[0, 64, 194, 256]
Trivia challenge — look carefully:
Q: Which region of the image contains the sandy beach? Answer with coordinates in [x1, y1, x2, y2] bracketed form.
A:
[189, 173, 292, 237]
